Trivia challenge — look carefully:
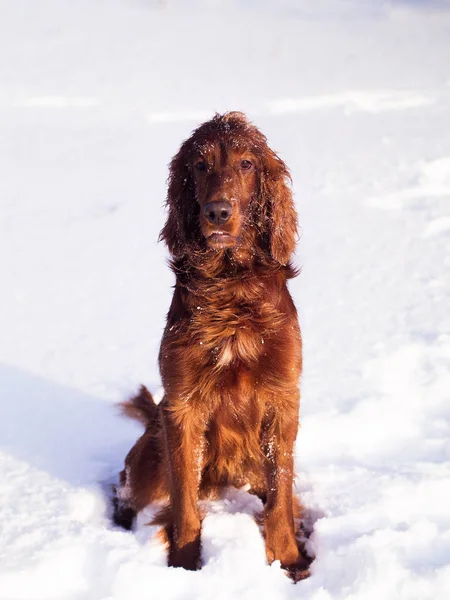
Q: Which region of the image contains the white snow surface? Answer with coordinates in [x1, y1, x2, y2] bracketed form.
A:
[1, 1, 450, 598]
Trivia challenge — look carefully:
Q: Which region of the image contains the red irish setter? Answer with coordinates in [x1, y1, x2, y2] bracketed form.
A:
[113, 112, 311, 581]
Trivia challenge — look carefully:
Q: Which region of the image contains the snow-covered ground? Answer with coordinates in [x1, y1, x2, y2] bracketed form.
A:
[1, 1, 450, 598]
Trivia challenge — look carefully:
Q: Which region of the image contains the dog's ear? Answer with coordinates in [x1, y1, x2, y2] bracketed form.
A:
[260, 150, 298, 266]
[159, 142, 199, 258]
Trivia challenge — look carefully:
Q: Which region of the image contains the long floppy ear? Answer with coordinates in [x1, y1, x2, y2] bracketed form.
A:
[159, 142, 199, 258]
[261, 150, 298, 265]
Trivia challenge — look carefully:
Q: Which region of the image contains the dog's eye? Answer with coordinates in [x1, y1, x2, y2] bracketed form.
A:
[240, 160, 252, 170]
[195, 159, 207, 172]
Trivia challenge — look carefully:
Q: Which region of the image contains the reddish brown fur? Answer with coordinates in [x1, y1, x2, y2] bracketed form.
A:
[114, 112, 311, 581]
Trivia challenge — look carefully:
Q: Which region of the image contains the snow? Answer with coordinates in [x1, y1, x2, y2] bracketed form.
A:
[1, 0, 450, 598]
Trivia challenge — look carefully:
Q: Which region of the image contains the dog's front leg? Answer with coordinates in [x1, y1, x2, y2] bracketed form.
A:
[162, 403, 205, 571]
[262, 402, 310, 581]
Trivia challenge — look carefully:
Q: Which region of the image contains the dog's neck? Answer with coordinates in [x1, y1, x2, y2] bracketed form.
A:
[171, 246, 296, 283]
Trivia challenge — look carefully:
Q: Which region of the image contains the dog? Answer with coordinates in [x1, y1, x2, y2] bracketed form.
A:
[113, 112, 311, 581]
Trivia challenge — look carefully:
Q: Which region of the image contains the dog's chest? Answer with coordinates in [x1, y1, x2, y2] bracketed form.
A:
[189, 298, 279, 368]
[209, 320, 265, 368]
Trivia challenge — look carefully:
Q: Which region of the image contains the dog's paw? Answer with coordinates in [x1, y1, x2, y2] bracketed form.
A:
[285, 563, 311, 582]
[282, 543, 314, 583]
[166, 522, 202, 571]
[168, 539, 202, 571]
[111, 485, 136, 530]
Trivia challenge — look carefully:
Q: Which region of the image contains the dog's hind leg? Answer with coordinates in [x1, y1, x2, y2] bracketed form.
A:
[112, 469, 136, 530]
[113, 387, 169, 529]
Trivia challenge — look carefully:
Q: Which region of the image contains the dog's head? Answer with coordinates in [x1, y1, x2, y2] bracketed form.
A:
[159, 112, 297, 266]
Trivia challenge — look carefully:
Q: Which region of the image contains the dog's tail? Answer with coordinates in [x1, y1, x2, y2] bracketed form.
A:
[119, 385, 159, 429]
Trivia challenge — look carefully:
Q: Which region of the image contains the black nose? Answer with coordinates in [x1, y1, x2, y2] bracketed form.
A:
[204, 201, 233, 225]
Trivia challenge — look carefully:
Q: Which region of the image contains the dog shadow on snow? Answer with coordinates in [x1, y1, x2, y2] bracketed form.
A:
[0, 362, 140, 489]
